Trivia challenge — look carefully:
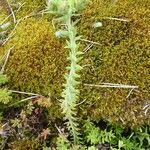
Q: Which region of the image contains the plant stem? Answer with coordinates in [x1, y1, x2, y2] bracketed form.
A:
[60, 0, 82, 143]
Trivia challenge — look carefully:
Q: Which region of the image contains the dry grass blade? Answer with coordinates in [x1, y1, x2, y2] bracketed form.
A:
[84, 83, 138, 89]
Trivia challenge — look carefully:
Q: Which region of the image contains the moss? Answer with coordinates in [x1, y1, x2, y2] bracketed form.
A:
[0, 6, 7, 24]
[0, 7, 8, 57]
[9, 138, 41, 150]
[4, 0, 150, 127]
[5, 18, 67, 97]
[13, 0, 46, 18]
[0, 0, 11, 15]
[77, 0, 150, 127]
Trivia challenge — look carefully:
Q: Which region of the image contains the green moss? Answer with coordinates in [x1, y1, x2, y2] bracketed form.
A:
[0, 7, 7, 24]
[5, 18, 68, 120]
[5, 18, 67, 97]
[4, 0, 150, 127]
[0, 7, 8, 57]
[13, 0, 46, 18]
[77, 0, 150, 127]
[9, 138, 41, 150]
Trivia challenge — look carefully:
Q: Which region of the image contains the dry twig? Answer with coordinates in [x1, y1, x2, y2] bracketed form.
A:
[84, 83, 138, 89]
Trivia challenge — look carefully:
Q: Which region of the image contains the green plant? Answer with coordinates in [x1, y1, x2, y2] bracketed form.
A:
[2, 1, 150, 150]
[83, 120, 150, 150]
[84, 120, 116, 146]
[46, 0, 87, 143]
[84, 120, 100, 145]
[9, 138, 41, 150]
[3, 0, 149, 128]
[111, 126, 150, 150]
[133, 127, 150, 149]
[0, 74, 11, 105]
[56, 134, 70, 150]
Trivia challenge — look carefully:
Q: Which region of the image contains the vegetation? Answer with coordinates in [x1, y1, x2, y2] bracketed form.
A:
[0, 0, 149, 149]
[78, 0, 150, 127]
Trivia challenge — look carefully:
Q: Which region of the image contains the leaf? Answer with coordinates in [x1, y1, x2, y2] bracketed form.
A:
[0, 74, 8, 85]
[118, 140, 125, 149]
[0, 89, 11, 104]
[55, 30, 69, 38]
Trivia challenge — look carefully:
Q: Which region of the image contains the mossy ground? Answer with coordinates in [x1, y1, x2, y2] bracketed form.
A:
[78, 0, 150, 127]
[0, 0, 149, 149]
[79, 0, 150, 126]
[9, 138, 41, 150]
[0, 6, 7, 23]
[1, 0, 149, 128]
[11, 0, 46, 18]
[6, 18, 67, 94]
